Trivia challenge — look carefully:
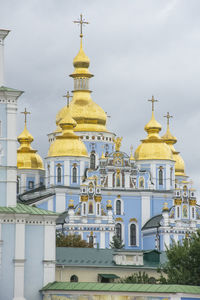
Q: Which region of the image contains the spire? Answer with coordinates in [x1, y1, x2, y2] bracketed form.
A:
[17, 108, 44, 170]
[144, 96, 162, 138]
[0, 29, 10, 86]
[162, 112, 177, 145]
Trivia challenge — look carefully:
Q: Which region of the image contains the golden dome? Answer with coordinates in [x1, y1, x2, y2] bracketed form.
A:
[48, 105, 88, 157]
[134, 111, 173, 161]
[56, 37, 108, 133]
[162, 121, 186, 177]
[17, 124, 44, 170]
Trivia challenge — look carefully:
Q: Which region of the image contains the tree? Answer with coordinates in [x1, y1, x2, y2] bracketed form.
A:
[56, 233, 93, 248]
[119, 271, 156, 284]
[110, 235, 124, 249]
[159, 230, 200, 285]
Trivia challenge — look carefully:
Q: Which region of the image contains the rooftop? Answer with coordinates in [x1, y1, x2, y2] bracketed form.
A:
[0, 203, 57, 216]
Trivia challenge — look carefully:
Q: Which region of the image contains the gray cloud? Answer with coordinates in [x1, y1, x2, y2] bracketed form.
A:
[1, 0, 200, 191]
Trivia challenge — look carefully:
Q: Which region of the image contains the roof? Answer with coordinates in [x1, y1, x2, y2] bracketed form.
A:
[56, 247, 164, 269]
[98, 274, 120, 279]
[41, 282, 200, 294]
[0, 86, 23, 93]
[0, 203, 57, 216]
[142, 214, 162, 230]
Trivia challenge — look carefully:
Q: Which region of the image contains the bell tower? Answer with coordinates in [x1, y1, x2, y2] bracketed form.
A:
[0, 29, 23, 207]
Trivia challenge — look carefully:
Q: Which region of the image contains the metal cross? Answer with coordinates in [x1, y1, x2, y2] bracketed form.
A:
[63, 91, 72, 107]
[164, 112, 173, 126]
[148, 95, 158, 112]
[21, 108, 30, 124]
[73, 14, 89, 38]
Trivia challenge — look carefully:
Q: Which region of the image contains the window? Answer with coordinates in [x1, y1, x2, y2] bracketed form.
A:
[89, 202, 93, 214]
[139, 177, 144, 188]
[17, 176, 20, 194]
[90, 153, 96, 169]
[97, 203, 100, 215]
[70, 275, 78, 282]
[28, 181, 34, 189]
[115, 223, 122, 241]
[89, 235, 94, 247]
[177, 206, 180, 218]
[116, 171, 120, 187]
[116, 200, 121, 215]
[72, 166, 77, 183]
[130, 223, 136, 246]
[47, 165, 50, 184]
[192, 207, 195, 219]
[170, 167, 173, 186]
[83, 203, 86, 215]
[57, 166, 61, 183]
[159, 168, 163, 185]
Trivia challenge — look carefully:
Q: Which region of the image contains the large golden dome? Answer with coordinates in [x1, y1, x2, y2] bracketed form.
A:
[134, 110, 174, 161]
[56, 37, 107, 132]
[162, 120, 186, 177]
[17, 124, 44, 170]
[48, 105, 88, 157]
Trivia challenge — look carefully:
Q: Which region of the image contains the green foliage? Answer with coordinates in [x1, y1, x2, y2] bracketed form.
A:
[119, 271, 156, 284]
[160, 230, 200, 285]
[110, 235, 124, 249]
[56, 232, 92, 248]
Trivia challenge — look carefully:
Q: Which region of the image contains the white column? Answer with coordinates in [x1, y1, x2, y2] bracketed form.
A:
[0, 29, 9, 86]
[163, 232, 170, 250]
[108, 173, 112, 188]
[125, 173, 129, 188]
[56, 191, 66, 212]
[43, 220, 56, 286]
[166, 165, 170, 190]
[13, 219, 26, 300]
[100, 231, 105, 249]
[0, 221, 2, 279]
[141, 195, 150, 226]
[150, 163, 156, 187]
[50, 161, 54, 185]
[64, 160, 69, 186]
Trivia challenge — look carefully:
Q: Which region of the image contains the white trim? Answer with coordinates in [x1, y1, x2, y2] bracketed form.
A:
[128, 222, 139, 247]
[114, 198, 124, 215]
[115, 222, 124, 244]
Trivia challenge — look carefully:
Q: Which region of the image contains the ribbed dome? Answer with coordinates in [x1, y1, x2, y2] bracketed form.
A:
[17, 124, 44, 170]
[48, 106, 88, 157]
[135, 111, 173, 161]
[56, 37, 108, 133]
[162, 123, 186, 177]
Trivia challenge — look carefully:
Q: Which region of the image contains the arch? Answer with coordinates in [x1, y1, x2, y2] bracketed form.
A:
[130, 223, 136, 246]
[72, 166, 77, 183]
[116, 199, 121, 215]
[139, 177, 144, 188]
[88, 201, 93, 214]
[89, 234, 94, 247]
[90, 153, 96, 169]
[159, 167, 163, 185]
[115, 223, 122, 241]
[57, 165, 61, 183]
[70, 275, 78, 282]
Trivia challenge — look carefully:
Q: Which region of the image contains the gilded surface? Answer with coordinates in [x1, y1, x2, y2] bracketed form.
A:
[174, 198, 182, 206]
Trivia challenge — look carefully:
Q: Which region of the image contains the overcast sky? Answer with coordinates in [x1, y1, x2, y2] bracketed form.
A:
[1, 0, 200, 191]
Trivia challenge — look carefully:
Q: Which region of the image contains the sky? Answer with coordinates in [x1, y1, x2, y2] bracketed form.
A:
[1, 0, 200, 191]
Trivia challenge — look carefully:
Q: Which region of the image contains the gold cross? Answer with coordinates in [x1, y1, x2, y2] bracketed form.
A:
[21, 108, 30, 124]
[148, 95, 158, 112]
[63, 91, 72, 107]
[73, 14, 89, 38]
[164, 112, 173, 126]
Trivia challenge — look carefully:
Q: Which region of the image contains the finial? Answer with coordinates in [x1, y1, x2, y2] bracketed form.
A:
[162, 202, 169, 212]
[73, 14, 89, 38]
[21, 108, 30, 125]
[148, 95, 158, 112]
[164, 112, 173, 127]
[130, 145, 134, 160]
[63, 91, 72, 107]
[113, 137, 123, 152]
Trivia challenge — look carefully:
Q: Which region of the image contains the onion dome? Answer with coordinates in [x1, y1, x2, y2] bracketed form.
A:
[17, 116, 44, 170]
[162, 113, 186, 177]
[56, 34, 107, 132]
[134, 97, 173, 161]
[48, 105, 88, 157]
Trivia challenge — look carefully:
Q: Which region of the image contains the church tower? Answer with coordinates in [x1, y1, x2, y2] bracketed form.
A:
[0, 29, 23, 206]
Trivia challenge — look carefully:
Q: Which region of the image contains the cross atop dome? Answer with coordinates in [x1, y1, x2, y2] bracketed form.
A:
[21, 108, 30, 125]
[63, 91, 72, 107]
[73, 14, 89, 38]
[164, 112, 173, 126]
[148, 95, 158, 112]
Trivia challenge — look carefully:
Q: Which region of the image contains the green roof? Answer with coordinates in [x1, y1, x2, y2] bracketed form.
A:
[0, 203, 57, 216]
[0, 86, 23, 93]
[41, 282, 200, 294]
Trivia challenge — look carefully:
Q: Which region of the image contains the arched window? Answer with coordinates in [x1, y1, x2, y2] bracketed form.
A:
[192, 207, 195, 219]
[116, 200, 121, 215]
[17, 176, 20, 194]
[159, 168, 163, 185]
[130, 224, 136, 246]
[90, 153, 96, 169]
[139, 177, 144, 188]
[89, 202, 93, 214]
[115, 223, 122, 241]
[170, 167, 173, 186]
[47, 165, 50, 184]
[116, 171, 120, 187]
[70, 275, 78, 282]
[83, 203, 86, 215]
[72, 167, 77, 183]
[97, 203, 100, 215]
[57, 166, 61, 183]
[177, 206, 180, 218]
[89, 235, 94, 247]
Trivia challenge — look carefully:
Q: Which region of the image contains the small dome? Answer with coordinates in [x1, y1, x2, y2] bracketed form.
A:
[134, 111, 173, 161]
[17, 124, 44, 170]
[73, 44, 90, 69]
[48, 106, 88, 158]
